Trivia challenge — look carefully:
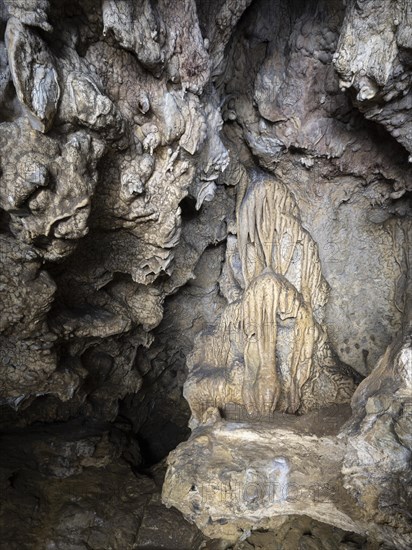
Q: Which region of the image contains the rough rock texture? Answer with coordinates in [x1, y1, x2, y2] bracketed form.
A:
[164, 334, 412, 547]
[333, 0, 412, 158]
[0, 419, 204, 549]
[0, 0, 411, 548]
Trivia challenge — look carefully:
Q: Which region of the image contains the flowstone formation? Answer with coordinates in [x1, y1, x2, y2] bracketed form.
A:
[163, 0, 412, 547]
[185, 170, 356, 424]
[163, 169, 410, 548]
[1, 0, 412, 548]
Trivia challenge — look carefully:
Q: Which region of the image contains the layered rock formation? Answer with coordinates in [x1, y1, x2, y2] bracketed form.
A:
[0, 0, 411, 548]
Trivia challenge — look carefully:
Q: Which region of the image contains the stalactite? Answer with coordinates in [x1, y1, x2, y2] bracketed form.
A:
[185, 170, 355, 421]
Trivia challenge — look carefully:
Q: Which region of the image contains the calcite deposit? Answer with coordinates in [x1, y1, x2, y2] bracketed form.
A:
[0, 0, 411, 548]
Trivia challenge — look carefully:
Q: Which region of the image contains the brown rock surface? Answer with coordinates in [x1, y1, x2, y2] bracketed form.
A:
[0, 0, 411, 548]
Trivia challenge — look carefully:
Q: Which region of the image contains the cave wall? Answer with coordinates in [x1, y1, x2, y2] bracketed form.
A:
[0, 0, 411, 548]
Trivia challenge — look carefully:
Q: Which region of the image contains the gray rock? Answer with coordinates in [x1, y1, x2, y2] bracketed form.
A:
[0, 0, 411, 548]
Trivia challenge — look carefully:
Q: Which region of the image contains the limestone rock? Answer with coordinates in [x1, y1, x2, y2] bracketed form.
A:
[0, 420, 203, 549]
[5, 17, 59, 131]
[0, 0, 411, 547]
[334, 0, 412, 156]
[163, 414, 360, 542]
[102, 0, 166, 70]
[342, 334, 412, 548]
[163, 334, 412, 548]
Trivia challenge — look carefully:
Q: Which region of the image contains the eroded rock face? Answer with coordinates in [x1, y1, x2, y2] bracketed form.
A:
[333, 0, 412, 157]
[0, 419, 205, 550]
[164, 0, 412, 547]
[0, 0, 411, 548]
[164, 334, 412, 547]
[0, 0, 234, 417]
